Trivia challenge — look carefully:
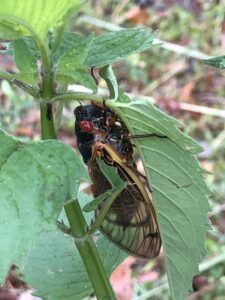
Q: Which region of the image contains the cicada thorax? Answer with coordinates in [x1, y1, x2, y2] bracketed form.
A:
[74, 104, 161, 259]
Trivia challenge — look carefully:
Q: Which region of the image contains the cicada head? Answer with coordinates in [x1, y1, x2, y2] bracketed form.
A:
[74, 104, 119, 163]
[74, 105, 105, 163]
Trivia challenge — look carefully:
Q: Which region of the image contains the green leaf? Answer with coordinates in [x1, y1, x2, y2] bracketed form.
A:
[83, 190, 111, 212]
[52, 31, 85, 63]
[108, 97, 210, 300]
[55, 69, 97, 92]
[85, 28, 155, 68]
[97, 158, 124, 187]
[55, 34, 97, 91]
[22, 231, 127, 300]
[23, 37, 40, 59]
[0, 69, 36, 86]
[0, 70, 39, 97]
[0, 70, 14, 80]
[83, 160, 126, 222]
[0, 129, 88, 282]
[203, 55, 225, 69]
[0, 0, 82, 41]
[57, 34, 94, 71]
[13, 39, 37, 84]
[0, 21, 25, 39]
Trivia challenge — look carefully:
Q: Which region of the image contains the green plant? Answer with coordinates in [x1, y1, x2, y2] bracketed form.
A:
[0, 1, 210, 299]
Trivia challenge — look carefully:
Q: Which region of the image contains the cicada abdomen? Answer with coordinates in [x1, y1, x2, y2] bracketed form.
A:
[74, 104, 161, 259]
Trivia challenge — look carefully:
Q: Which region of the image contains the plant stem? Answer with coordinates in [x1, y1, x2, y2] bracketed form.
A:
[38, 41, 56, 140]
[38, 38, 115, 299]
[40, 102, 56, 139]
[64, 199, 116, 300]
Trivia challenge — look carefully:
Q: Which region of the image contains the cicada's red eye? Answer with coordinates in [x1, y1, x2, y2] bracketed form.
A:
[79, 120, 94, 132]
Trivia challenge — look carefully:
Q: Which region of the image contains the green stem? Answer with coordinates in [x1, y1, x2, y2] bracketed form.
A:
[38, 39, 56, 139]
[40, 102, 56, 139]
[37, 30, 115, 299]
[64, 199, 116, 300]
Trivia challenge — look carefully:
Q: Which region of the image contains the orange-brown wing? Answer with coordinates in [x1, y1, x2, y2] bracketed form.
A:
[90, 142, 161, 259]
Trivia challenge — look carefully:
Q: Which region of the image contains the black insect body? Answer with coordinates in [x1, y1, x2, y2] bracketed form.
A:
[74, 104, 161, 259]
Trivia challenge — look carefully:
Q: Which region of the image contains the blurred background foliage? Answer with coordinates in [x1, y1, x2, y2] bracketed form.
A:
[1, 0, 225, 299]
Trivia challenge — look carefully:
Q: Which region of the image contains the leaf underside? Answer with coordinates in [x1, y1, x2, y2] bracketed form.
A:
[22, 231, 126, 300]
[108, 97, 210, 300]
[0, 129, 87, 282]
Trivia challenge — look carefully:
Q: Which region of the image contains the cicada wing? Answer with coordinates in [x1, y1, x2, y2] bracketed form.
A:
[90, 142, 161, 259]
[95, 169, 161, 259]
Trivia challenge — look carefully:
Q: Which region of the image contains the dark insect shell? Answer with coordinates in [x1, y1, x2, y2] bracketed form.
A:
[74, 104, 161, 258]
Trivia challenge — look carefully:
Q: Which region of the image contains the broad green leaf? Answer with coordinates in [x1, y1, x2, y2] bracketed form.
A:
[53, 29, 154, 69]
[108, 97, 210, 300]
[57, 34, 94, 71]
[52, 31, 85, 63]
[85, 28, 155, 68]
[203, 55, 225, 69]
[0, 0, 82, 41]
[55, 34, 97, 91]
[13, 39, 37, 85]
[0, 129, 88, 282]
[23, 231, 127, 300]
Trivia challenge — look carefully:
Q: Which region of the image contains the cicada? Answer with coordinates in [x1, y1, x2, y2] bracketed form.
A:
[74, 104, 161, 259]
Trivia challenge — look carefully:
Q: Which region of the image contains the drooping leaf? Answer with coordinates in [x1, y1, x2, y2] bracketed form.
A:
[0, 0, 82, 41]
[108, 96, 210, 300]
[85, 27, 155, 68]
[22, 231, 127, 300]
[0, 129, 88, 282]
[13, 39, 38, 85]
[203, 55, 225, 69]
